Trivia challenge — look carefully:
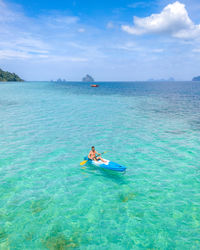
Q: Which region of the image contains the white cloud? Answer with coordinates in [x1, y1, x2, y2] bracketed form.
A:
[46, 55, 88, 62]
[0, 0, 20, 22]
[114, 42, 141, 51]
[0, 49, 31, 59]
[0, 0, 91, 62]
[112, 41, 164, 54]
[0, 35, 50, 59]
[14, 38, 50, 51]
[122, 1, 200, 39]
[0, 0, 50, 57]
[49, 16, 79, 26]
[0, 48, 88, 62]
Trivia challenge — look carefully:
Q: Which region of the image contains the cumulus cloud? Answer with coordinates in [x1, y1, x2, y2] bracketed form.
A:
[122, 1, 200, 39]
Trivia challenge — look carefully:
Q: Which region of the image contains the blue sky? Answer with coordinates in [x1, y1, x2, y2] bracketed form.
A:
[1, 0, 200, 81]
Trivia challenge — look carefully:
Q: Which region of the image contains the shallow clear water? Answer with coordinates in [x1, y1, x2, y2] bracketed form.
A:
[0, 81, 200, 249]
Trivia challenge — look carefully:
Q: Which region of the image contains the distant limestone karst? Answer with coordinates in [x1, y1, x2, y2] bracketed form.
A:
[82, 74, 94, 82]
[51, 78, 67, 83]
[0, 68, 24, 82]
[192, 76, 200, 81]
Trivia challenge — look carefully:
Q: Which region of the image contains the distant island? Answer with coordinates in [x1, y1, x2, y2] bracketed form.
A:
[82, 74, 94, 82]
[192, 76, 200, 81]
[51, 78, 67, 83]
[0, 68, 24, 82]
[148, 77, 175, 82]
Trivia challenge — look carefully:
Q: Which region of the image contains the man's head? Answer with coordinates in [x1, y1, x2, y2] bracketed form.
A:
[91, 146, 95, 151]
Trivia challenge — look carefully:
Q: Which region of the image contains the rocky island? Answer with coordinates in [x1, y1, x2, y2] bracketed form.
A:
[82, 74, 94, 82]
[192, 76, 200, 81]
[0, 68, 24, 82]
[51, 78, 67, 82]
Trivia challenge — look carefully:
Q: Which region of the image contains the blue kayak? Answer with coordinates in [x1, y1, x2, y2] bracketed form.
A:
[84, 156, 126, 172]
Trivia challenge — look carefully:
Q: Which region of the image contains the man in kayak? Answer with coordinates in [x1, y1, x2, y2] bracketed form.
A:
[88, 146, 106, 162]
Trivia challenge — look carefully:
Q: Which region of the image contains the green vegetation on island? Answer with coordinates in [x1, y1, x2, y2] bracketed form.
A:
[0, 68, 24, 82]
[82, 74, 94, 82]
[192, 76, 200, 81]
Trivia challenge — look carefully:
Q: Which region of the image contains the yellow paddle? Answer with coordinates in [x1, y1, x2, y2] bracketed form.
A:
[80, 151, 108, 166]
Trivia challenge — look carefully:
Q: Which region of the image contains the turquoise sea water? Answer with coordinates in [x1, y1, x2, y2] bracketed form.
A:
[0, 81, 200, 249]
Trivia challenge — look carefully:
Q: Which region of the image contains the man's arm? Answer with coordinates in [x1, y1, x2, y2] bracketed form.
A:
[95, 151, 101, 156]
[88, 151, 92, 159]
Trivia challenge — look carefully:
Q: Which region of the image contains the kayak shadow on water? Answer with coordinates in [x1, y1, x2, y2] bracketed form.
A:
[81, 164, 127, 184]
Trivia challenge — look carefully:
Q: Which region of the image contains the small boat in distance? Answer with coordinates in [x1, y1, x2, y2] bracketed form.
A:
[91, 84, 99, 87]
